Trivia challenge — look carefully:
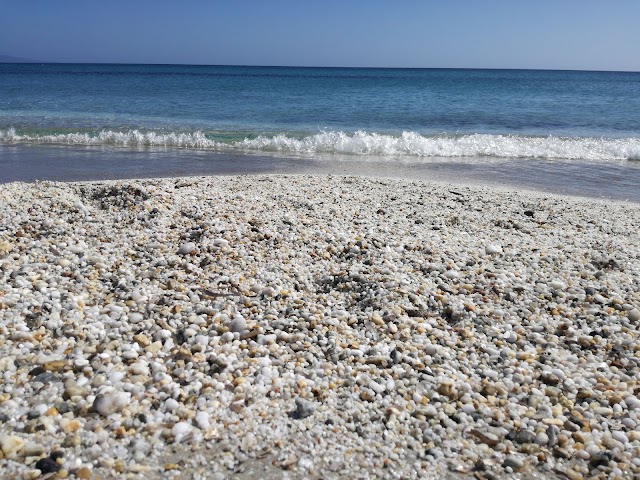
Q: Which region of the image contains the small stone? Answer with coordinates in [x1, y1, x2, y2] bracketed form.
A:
[33, 371, 58, 383]
[424, 344, 439, 356]
[51, 451, 64, 461]
[221, 332, 235, 342]
[470, 429, 500, 447]
[63, 379, 88, 400]
[133, 333, 150, 347]
[62, 435, 81, 448]
[42, 360, 67, 371]
[75, 467, 92, 479]
[593, 293, 607, 304]
[0, 434, 25, 458]
[0, 240, 12, 254]
[369, 380, 386, 394]
[56, 258, 71, 268]
[164, 398, 179, 412]
[535, 432, 550, 445]
[178, 242, 196, 255]
[92, 392, 131, 416]
[360, 389, 375, 402]
[129, 465, 153, 473]
[122, 350, 138, 360]
[589, 452, 612, 468]
[146, 341, 163, 353]
[23, 443, 46, 457]
[424, 406, 437, 418]
[292, 398, 316, 419]
[503, 455, 524, 471]
[562, 468, 584, 480]
[172, 422, 192, 443]
[60, 418, 82, 433]
[0, 357, 16, 372]
[627, 308, 640, 322]
[27, 409, 42, 420]
[485, 244, 502, 255]
[228, 315, 246, 333]
[514, 430, 536, 444]
[35, 456, 61, 474]
[128, 312, 144, 323]
[24, 470, 41, 480]
[443, 270, 459, 279]
[195, 411, 211, 430]
[628, 431, 640, 442]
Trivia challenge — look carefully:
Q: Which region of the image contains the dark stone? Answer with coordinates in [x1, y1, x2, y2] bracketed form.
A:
[54, 402, 71, 414]
[27, 409, 41, 420]
[523, 210, 535, 217]
[547, 426, 559, 447]
[513, 430, 536, 444]
[50, 451, 64, 461]
[175, 329, 187, 345]
[389, 349, 402, 365]
[589, 451, 612, 468]
[32, 371, 58, 383]
[28, 366, 46, 377]
[290, 398, 316, 419]
[553, 447, 571, 459]
[35, 457, 61, 474]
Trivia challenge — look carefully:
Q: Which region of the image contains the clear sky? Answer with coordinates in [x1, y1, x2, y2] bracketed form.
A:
[1, 0, 639, 71]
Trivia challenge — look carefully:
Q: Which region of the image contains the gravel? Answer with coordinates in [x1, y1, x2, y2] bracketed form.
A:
[0, 174, 639, 480]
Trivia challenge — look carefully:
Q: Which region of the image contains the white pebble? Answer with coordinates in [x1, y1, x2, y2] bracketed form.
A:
[171, 421, 192, 442]
[627, 309, 640, 322]
[444, 270, 459, 279]
[93, 392, 131, 416]
[228, 315, 246, 333]
[178, 242, 196, 255]
[164, 398, 179, 412]
[485, 244, 502, 255]
[128, 312, 144, 323]
[195, 411, 210, 430]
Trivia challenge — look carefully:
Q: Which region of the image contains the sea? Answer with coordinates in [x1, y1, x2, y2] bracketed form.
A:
[1, 64, 639, 201]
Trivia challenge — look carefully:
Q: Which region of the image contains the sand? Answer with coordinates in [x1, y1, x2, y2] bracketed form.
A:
[0, 175, 639, 479]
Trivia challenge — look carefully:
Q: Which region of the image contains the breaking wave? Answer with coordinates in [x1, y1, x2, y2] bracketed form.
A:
[2, 128, 639, 162]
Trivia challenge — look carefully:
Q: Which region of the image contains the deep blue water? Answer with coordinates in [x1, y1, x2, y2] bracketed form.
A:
[1, 64, 639, 200]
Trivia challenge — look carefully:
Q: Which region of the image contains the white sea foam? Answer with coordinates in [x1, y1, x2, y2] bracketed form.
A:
[1, 128, 639, 162]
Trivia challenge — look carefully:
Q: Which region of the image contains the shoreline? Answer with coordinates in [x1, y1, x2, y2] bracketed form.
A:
[1, 174, 639, 479]
[2, 144, 640, 204]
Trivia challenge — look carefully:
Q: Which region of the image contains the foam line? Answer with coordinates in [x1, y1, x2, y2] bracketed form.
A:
[2, 128, 639, 161]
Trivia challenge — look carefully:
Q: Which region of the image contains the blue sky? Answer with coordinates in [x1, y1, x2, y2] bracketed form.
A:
[1, 0, 639, 71]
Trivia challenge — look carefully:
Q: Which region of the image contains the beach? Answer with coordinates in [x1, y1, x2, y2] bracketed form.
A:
[0, 174, 639, 479]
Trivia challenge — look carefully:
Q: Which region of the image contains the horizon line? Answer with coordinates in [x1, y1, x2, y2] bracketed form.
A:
[1, 59, 639, 74]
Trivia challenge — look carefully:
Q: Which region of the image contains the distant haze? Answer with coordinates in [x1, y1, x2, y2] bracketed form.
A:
[1, 0, 639, 71]
[0, 55, 41, 63]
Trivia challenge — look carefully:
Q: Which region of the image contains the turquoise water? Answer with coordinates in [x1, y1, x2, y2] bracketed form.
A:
[1, 64, 639, 199]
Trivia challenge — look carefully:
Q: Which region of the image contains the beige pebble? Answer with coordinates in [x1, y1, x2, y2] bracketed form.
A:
[134, 333, 151, 347]
[75, 467, 92, 479]
[60, 418, 82, 433]
[0, 435, 25, 458]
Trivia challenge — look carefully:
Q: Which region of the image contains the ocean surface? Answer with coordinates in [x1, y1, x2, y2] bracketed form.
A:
[1, 64, 639, 200]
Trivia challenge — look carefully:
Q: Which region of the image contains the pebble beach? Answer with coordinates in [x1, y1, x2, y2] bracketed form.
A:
[1, 174, 639, 480]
